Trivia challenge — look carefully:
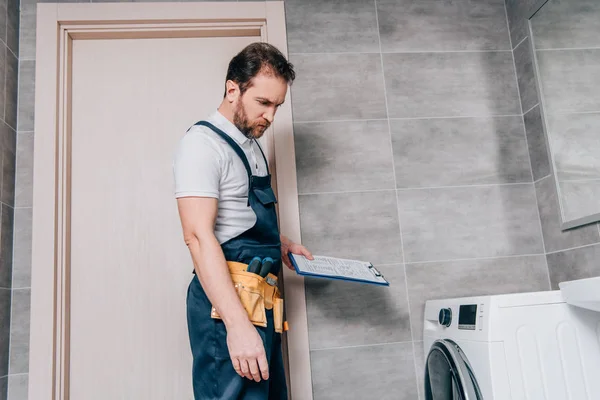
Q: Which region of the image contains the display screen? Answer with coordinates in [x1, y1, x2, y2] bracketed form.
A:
[458, 304, 477, 329]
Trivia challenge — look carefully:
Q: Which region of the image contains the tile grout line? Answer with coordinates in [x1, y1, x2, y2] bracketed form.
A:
[534, 174, 551, 185]
[6, 372, 27, 377]
[523, 102, 539, 116]
[0, 201, 14, 209]
[294, 114, 524, 124]
[537, 46, 600, 52]
[405, 252, 546, 266]
[290, 49, 514, 56]
[504, 1, 551, 289]
[559, 178, 600, 183]
[513, 35, 528, 51]
[1, 38, 17, 61]
[550, 110, 600, 116]
[546, 242, 600, 256]
[298, 181, 538, 197]
[373, 2, 421, 397]
[310, 339, 414, 353]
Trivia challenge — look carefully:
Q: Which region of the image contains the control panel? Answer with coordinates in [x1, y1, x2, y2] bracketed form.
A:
[458, 304, 477, 330]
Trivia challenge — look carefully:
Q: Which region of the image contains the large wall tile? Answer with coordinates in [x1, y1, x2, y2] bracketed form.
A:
[294, 120, 394, 194]
[397, 185, 544, 263]
[0, 289, 10, 377]
[7, 375, 27, 400]
[11, 208, 31, 289]
[310, 343, 418, 400]
[5, 51, 17, 131]
[285, 0, 379, 53]
[377, 0, 509, 52]
[0, 0, 6, 52]
[0, 376, 6, 400]
[547, 243, 600, 289]
[290, 53, 386, 122]
[6, 0, 18, 56]
[305, 264, 410, 349]
[0, 43, 6, 122]
[8, 289, 29, 374]
[523, 105, 551, 182]
[406, 255, 549, 339]
[298, 191, 402, 265]
[536, 49, 600, 114]
[19, 5, 36, 61]
[559, 180, 600, 223]
[383, 52, 520, 118]
[509, 19, 529, 49]
[14, 133, 33, 209]
[514, 37, 538, 114]
[0, 205, 13, 289]
[1, 123, 15, 206]
[535, 176, 600, 253]
[17, 61, 35, 132]
[391, 116, 531, 188]
[414, 341, 425, 400]
[505, 0, 540, 46]
[547, 112, 600, 181]
[531, 0, 600, 50]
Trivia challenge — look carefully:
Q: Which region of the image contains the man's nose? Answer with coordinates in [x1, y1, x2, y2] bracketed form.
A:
[263, 108, 276, 123]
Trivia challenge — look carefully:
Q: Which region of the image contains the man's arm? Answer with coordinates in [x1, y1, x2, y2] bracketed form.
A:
[177, 197, 269, 382]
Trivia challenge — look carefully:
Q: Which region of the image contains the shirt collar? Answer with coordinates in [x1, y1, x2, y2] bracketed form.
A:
[208, 110, 251, 145]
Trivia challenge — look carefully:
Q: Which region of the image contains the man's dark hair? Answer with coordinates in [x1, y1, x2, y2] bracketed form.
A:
[224, 42, 295, 97]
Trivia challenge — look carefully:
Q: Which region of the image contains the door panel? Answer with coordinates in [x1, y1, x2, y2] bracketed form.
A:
[70, 36, 256, 399]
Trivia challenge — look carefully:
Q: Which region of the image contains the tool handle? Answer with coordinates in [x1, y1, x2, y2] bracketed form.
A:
[259, 257, 274, 278]
[247, 257, 263, 274]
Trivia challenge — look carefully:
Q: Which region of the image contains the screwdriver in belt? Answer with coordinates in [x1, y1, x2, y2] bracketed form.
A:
[246, 257, 262, 274]
[259, 257, 274, 278]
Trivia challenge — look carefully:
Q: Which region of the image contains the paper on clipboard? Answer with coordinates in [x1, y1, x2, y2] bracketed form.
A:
[289, 254, 389, 286]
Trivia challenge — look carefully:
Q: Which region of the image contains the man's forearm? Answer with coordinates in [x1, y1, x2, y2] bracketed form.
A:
[187, 233, 248, 327]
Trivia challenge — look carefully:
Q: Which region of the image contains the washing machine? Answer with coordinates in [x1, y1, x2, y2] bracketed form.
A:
[423, 277, 600, 400]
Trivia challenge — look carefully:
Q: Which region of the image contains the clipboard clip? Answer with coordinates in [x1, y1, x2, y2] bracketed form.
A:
[368, 264, 382, 277]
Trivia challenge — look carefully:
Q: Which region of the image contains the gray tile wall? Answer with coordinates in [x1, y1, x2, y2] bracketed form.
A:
[291, 1, 548, 398]
[0, 0, 18, 397]
[505, 0, 600, 289]
[10, 1, 569, 399]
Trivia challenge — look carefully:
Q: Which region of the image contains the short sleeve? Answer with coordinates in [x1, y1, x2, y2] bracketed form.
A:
[173, 130, 222, 199]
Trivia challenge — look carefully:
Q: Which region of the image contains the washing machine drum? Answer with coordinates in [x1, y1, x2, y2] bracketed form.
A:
[424, 339, 483, 400]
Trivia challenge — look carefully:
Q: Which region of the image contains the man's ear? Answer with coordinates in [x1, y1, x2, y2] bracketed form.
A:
[225, 80, 240, 103]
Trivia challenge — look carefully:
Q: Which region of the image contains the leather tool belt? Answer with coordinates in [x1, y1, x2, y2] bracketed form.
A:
[210, 261, 286, 333]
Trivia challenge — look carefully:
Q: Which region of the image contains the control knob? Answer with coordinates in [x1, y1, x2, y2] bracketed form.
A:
[438, 308, 452, 327]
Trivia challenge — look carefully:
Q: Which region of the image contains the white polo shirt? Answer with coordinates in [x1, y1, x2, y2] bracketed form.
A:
[173, 111, 268, 244]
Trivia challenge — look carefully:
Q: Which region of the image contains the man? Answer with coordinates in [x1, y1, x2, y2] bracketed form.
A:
[173, 42, 313, 399]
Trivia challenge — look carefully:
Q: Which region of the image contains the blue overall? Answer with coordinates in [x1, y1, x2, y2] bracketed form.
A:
[186, 121, 287, 400]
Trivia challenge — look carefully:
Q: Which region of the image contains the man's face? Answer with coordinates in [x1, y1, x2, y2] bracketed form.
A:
[232, 73, 288, 139]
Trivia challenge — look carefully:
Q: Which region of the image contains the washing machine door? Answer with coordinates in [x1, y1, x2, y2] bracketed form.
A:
[424, 339, 483, 400]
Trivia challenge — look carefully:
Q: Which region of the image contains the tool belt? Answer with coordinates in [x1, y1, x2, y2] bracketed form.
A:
[210, 261, 287, 333]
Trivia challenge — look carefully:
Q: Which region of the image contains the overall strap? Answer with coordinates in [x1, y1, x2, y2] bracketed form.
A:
[193, 121, 252, 178]
[252, 139, 270, 175]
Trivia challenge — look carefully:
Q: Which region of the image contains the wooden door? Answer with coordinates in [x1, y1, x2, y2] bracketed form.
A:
[30, 3, 312, 399]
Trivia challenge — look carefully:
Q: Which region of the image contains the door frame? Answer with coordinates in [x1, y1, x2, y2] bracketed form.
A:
[29, 2, 312, 399]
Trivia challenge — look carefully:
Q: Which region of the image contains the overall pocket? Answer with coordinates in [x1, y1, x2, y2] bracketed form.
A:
[211, 270, 267, 328]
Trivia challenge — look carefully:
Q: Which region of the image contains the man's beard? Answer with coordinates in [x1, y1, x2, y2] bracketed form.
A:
[233, 102, 270, 139]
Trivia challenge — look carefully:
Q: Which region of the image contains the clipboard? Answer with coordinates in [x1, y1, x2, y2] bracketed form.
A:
[288, 253, 390, 286]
